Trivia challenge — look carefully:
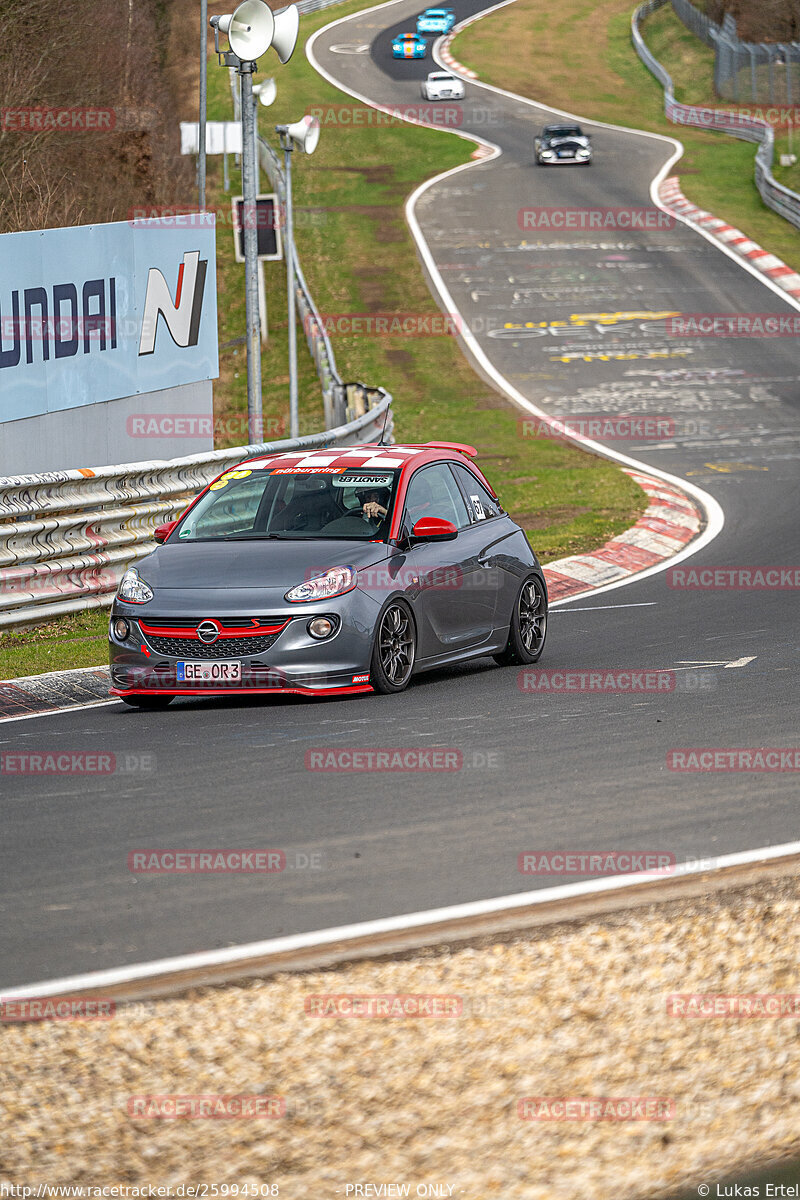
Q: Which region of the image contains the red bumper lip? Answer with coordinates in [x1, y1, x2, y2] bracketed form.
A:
[110, 684, 373, 699]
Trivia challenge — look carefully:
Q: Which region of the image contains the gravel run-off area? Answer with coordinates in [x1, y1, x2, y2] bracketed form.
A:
[2, 876, 799, 1198]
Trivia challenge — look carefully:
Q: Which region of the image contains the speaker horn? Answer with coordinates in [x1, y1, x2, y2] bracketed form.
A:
[215, 0, 274, 60]
[285, 114, 320, 154]
[253, 78, 277, 106]
[270, 5, 300, 63]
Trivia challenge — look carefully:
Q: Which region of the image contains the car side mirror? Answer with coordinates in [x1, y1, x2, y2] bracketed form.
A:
[410, 516, 458, 543]
[153, 520, 178, 544]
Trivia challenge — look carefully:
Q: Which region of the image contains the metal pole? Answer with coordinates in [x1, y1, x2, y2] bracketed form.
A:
[252, 97, 268, 347]
[199, 0, 207, 210]
[240, 63, 263, 443]
[284, 142, 299, 439]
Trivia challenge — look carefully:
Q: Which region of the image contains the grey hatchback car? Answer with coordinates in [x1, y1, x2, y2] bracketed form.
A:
[109, 441, 548, 707]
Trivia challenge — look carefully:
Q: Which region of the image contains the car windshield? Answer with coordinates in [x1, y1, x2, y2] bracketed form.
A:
[174, 467, 400, 542]
[546, 126, 583, 139]
[430, 73, 454, 80]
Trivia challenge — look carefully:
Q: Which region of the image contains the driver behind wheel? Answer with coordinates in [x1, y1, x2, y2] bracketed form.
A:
[322, 486, 391, 535]
[357, 488, 389, 521]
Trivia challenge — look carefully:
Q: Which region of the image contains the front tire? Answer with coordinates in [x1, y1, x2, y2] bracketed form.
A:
[494, 574, 547, 666]
[120, 694, 174, 709]
[370, 601, 416, 694]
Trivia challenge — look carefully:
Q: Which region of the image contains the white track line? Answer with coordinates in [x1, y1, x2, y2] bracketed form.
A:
[4, 839, 800, 997]
[306, 3, 726, 604]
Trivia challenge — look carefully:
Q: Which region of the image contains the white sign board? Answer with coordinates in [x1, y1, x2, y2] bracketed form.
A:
[180, 121, 243, 155]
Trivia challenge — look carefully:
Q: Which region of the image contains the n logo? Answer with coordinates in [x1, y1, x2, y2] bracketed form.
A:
[138, 251, 208, 356]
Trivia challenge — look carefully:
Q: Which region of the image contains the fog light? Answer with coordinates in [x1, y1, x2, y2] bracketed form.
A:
[308, 616, 335, 639]
[113, 618, 130, 641]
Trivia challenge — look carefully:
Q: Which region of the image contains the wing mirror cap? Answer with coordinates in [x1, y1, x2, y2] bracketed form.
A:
[153, 520, 179, 544]
[410, 516, 458, 543]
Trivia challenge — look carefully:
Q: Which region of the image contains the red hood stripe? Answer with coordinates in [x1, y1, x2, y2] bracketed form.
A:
[139, 620, 290, 639]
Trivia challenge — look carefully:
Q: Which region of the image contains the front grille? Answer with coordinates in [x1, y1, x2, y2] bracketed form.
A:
[143, 632, 282, 659]
[139, 617, 288, 660]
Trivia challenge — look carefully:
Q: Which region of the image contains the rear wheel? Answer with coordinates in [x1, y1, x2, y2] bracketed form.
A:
[370, 601, 416, 694]
[120, 694, 174, 709]
[494, 574, 547, 666]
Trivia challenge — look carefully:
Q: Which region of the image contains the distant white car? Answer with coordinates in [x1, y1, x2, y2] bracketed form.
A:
[420, 71, 465, 101]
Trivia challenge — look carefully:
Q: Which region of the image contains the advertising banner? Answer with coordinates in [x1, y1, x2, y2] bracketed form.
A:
[0, 216, 218, 423]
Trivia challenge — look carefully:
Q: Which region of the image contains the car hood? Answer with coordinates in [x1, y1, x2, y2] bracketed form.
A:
[548, 136, 590, 148]
[136, 539, 392, 590]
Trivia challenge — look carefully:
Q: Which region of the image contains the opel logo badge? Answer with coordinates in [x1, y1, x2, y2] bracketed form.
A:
[197, 620, 219, 644]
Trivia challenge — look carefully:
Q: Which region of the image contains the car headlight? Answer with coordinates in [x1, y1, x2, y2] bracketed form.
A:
[285, 566, 355, 603]
[117, 568, 154, 604]
[541, 150, 554, 158]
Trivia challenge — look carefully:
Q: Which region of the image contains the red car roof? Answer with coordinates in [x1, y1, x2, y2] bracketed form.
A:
[194, 442, 497, 541]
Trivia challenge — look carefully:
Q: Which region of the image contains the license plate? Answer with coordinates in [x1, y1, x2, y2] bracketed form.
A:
[177, 660, 242, 683]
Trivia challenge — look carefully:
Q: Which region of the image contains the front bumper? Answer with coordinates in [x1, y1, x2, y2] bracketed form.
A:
[109, 590, 380, 699]
[538, 153, 592, 164]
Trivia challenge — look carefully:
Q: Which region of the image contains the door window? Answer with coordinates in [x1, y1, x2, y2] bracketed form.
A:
[450, 463, 504, 522]
[403, 464, 471, 531]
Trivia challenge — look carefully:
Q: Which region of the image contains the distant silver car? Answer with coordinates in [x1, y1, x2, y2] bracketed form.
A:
[421, 71, 465, 101]
[535, 123, 592, 165]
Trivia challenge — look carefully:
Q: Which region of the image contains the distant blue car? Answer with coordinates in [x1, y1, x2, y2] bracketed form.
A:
[416, 7, 456, 34]
[392, 31, 428, 58]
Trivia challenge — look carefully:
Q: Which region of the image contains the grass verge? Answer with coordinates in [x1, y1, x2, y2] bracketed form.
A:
[453, 0, 800, 275]
[1, 0, 649, 682]
[0, 611, 110, 679]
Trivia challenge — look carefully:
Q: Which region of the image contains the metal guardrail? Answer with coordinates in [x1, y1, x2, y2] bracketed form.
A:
[633, 0, 800, 233]
[0, 391, 393, 630]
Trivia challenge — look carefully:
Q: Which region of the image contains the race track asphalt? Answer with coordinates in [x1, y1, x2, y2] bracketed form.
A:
[1, 0, 798, 989]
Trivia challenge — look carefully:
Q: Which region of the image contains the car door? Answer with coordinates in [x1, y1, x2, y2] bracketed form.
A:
[449, 462, 517, 629]
[403, 463, 495, 659]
